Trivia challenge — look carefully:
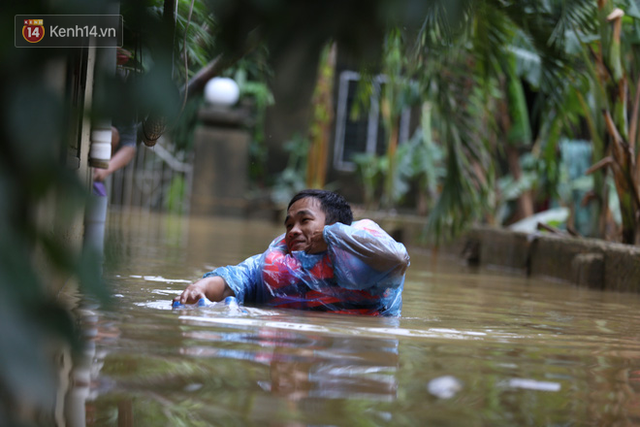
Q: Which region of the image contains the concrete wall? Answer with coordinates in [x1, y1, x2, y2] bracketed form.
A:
[464, 226, 640, 293]
[372, 216, 640, 294]
[191, 106, 251, 216]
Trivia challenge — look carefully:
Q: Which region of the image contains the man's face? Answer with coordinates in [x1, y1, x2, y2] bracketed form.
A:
[284, 197, 328, 254]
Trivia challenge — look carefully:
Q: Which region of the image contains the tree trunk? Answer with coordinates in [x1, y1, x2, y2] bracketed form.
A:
[382, 115, 400, 209]
[498, 94, 534, 222]
[306, 43, 335, 188]
[505, 144, 534, 221]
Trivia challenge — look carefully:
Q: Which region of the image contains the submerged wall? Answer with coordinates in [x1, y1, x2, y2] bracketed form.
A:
[350, 211, 640, 294]
[461, 227, 640, 293]
[366, 213, 640, 293]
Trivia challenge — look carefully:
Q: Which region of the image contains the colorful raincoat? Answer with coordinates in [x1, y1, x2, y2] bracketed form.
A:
[205, 219, 410, 316]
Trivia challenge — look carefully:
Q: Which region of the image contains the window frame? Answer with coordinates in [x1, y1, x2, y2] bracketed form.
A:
[333, 71, 411, 172]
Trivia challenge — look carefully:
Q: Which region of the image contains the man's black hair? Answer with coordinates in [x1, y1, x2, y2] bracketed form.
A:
[288, 189, 353, 225]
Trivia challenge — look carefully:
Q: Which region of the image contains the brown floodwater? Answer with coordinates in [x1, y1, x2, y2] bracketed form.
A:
[77, 209, 640, 426]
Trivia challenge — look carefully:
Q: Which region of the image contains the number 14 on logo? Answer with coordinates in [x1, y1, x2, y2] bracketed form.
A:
[23, 19, 45, 43]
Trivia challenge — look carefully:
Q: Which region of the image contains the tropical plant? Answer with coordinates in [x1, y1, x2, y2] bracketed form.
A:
[1, 1, 113, 422]
[141, 0, 215, 82]
[396, 0, 601, 243]
[353, 152, 386, 210]
[306, 43, 337, 189]
[11, 1, 640, 420]
[378, 30, 422, 209]
[406, 20, 496, 242]
[571, 2, 640, 243]
[422, 55, 497, 243]
[234, 63, 275, 186]
[271, 134, 311, 206]
[389, 102, 446, 215]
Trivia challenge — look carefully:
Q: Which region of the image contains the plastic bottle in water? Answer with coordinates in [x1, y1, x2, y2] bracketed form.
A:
[224, 296, 239, 308]
[172, 297, 214, 309]
[173, 296, 243, 312]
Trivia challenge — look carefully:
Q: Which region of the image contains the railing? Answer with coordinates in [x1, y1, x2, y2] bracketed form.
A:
[108, 136, 194, 214]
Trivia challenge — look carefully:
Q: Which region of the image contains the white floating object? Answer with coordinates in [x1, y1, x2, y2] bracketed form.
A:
[143, 275, 192, 284]
[508, 207, 569, 233]
[508, 378, 561, 392]
[184, 383, 203, 392]
[427, 375, 463, 399]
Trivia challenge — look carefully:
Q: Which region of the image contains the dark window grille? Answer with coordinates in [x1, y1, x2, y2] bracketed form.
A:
[333, 71, 411, 172]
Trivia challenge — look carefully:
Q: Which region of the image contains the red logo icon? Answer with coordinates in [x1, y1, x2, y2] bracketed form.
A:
[22, 19, 45, 43]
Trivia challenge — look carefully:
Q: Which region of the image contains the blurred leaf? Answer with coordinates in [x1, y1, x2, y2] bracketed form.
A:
[165, 174, 187, 213]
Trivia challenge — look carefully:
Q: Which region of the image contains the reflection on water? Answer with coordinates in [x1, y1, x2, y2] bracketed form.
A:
[178, 318, 399, 402]
[71, 209, 640, 426]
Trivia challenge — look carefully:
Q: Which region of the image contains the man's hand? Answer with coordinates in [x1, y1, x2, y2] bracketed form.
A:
[173, 276, 234, 305]
[174, 282, 208, 305]
[93, 167, 111, 182]
[92, 145, 136, 182]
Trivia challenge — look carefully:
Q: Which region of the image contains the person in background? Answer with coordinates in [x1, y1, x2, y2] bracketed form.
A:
[92, 124, 137, 182]
[174, 189, 410, 316]
[93, 48, 138, 183]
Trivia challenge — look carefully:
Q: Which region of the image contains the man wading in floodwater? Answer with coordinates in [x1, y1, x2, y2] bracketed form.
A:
[174, 189, 410, 316]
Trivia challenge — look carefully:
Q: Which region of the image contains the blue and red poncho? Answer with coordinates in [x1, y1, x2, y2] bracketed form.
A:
[205, 219, 410, 316]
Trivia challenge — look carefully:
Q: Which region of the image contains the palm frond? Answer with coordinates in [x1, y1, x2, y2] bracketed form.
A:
[500, 0, 597, 107]
[415, 0, 475, 49]
[472, 0, 516, 82]
[418, 43, 496, 243]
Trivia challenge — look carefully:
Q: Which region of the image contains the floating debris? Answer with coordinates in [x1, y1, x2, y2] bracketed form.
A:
[427, 375, 463, 399]
[507, 378, 561, 392]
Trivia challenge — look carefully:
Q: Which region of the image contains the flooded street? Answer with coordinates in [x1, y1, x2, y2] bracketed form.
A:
[82, 209, 640, 426]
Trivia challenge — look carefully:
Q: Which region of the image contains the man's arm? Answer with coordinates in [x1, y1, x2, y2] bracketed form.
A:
[173, 276, 235, 304]
[175, 252, 264, 306]
[323, 219, 410, 292]
[324, 219, 410, 272]
[93, 145, 136, 182]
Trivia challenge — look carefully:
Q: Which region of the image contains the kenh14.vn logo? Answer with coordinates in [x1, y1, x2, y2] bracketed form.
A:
[22, 19, 45, 43]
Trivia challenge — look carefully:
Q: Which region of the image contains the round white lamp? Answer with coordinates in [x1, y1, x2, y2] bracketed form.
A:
[204, 77, 240, 107]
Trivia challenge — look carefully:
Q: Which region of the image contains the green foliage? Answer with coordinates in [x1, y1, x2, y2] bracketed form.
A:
[553, 0, 640, 241]
[271, 134, 310, 206]
[395, 0, 623, 242]
[379, 31, 422, 208]
[234, 66, 275, 186]
[145, 0, 216, 81]
[1, 5, 109, 422]
[165, 174, 187, 214]
[375, 103, 446, 213]
[426, 137, 489, 243]
[415, 104, 446, 197]
[505, 55, 532, 145]
[496, 153, 542, 224]
[351, 30, 422, 209]
[7, 0, 640, 419]
[170, 94, 204, 152]
[416, 42, 497, 242]
[498, 161, 538, 202]
[353, 153, 385, 209]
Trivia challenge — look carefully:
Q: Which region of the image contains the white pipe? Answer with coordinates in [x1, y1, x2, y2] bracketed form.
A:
[89, 127, 112, 168]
